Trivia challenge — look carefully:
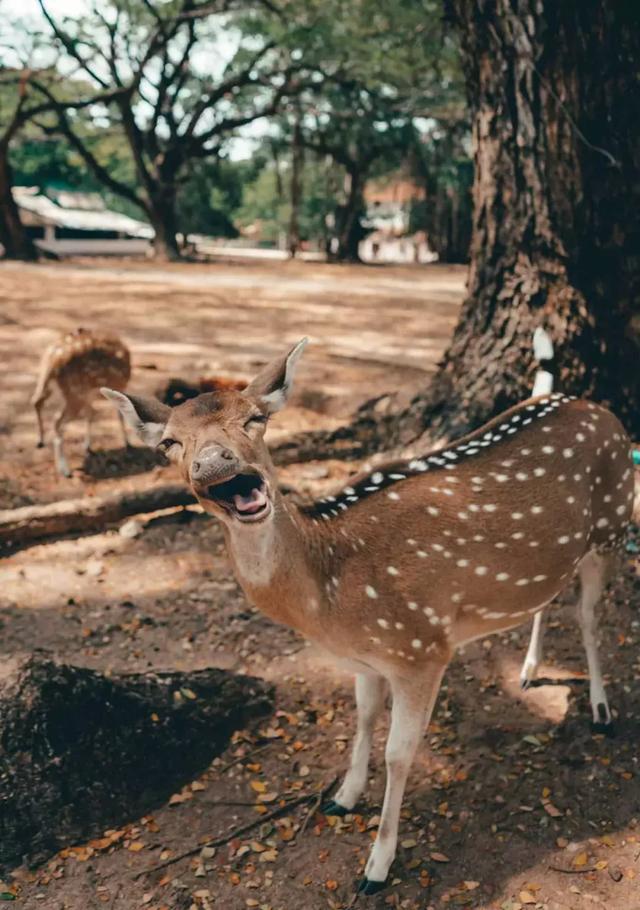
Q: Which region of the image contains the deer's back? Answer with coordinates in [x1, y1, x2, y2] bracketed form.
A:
[51, 328, 130, 399]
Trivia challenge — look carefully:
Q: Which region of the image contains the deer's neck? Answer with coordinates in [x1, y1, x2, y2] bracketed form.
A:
[224, 493, 333, 638]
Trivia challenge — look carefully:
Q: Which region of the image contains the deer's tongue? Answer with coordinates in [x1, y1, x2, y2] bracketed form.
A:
[233, 486, 268, 514]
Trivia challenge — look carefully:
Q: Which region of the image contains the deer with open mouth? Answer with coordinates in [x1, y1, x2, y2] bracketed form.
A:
[102, 337, 634, 894]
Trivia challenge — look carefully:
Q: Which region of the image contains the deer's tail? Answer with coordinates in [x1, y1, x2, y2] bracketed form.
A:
[532, 327, 555, 397]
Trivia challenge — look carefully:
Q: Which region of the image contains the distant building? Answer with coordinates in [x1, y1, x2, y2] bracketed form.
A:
[359, 177, 437, 264]
[14, 187, 152, 256]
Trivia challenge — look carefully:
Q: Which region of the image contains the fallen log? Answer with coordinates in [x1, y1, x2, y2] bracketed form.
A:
[0, 484, 196, 548]
[0, 653, 274, 871]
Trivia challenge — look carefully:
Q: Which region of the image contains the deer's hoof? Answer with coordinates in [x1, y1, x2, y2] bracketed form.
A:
[36, 441, 44, 449]
[590, 720, 615, 737]
[322, 800, 349, 817]
[356, 876, 387, 896]
[520, 677, 532, 691]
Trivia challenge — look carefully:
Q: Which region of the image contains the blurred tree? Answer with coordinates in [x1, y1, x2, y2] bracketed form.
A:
[0, 66, 119, 260]
[409, 121, 472, 263]
[268, 0, 467, 262]
[36, 0, 298, 260]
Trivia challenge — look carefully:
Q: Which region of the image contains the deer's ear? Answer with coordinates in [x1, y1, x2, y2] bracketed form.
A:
[244, 338, 308, 414]
[101, 389, 170, 447]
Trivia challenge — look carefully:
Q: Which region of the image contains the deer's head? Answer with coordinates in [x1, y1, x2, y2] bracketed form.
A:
[102, 339, 307, 526]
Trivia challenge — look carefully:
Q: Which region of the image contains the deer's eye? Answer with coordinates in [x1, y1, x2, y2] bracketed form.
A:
[158, 437, 180, 452]
[244, 415, 268, 431]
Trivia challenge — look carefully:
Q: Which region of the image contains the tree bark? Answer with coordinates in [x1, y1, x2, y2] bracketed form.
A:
[299, 0, 640, 457]
[0, 142, 38, 261]
[0, 654, 273, 871]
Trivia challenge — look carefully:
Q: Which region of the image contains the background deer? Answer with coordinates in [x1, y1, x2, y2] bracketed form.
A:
[103, 338, 634, 894]
[32, 328, 131, 477]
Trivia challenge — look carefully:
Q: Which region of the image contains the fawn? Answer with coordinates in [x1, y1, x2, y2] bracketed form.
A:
[103, 339, 634, 893]
[32, 328, 131, 477]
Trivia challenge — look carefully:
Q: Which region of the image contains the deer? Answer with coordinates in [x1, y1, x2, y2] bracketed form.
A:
[32, 327, 131, 478]
[102, 337, 634, 894]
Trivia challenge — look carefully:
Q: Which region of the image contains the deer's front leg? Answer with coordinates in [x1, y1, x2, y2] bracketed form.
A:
[325, 672, 386, 816]
[360, 663, 446, 894]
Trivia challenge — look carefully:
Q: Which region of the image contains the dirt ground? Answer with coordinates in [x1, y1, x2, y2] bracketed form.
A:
[1, 258, 640, 910]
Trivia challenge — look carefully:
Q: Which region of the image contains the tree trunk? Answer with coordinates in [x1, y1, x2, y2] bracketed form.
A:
[0, 654, 273, 871]
[288, 117, 303, 258]
[298, 0, 640, 459]
[148, 187, 182, 261]
[330, 167, 365, 263]
[0, 143, 38, 261]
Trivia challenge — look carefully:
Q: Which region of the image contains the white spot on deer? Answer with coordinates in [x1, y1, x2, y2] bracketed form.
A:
[515, 578, 530, 586]
[542, 445, 554, 454]
[511, 512, 524, 520]
[366, 585, 378, 599]
[495, 541, 507, 548]
[474, 566, 488, 576]
[417, 550, 427, 558]
[423, 606, 435, 617]
[387, 566, 399, 576]
[483, 504, 497, 512]
[533, 574, 547, 582]
[371, 472, 384, 484]
[563, 448, 574, 459]
[451, 592, 463, 603]
[377, 618, 389, 629]
[427, 506, 440, 516]
[496, 572, 509, 581]
[473, 534, 485, 542]
[596, 517, 609, 528]
[533, 467, 546, 477]
[567, 495, 576, 504]
[407, 601, 418, 611]
[429, 615, 441, 626]
[576, 432, 586, 442]
[394, 621, 405, 630]
[387, 491, 400, 501]
[411, 639, 422, 650]
[574, 531, 583, 539]
[558, 535, 570, 544]
[531, 505, 543, 514]
[432, 543, 444, 552]
[469, 504, 480, 513]
[495, 473, 509, 483]
[370, 636, 381, 645]
[458, 512, 469, 520]
[485, 611, 507, 619]
[457, 559, 469, 568]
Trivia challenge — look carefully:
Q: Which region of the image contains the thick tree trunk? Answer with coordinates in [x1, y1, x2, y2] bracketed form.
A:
[148, 187, 182, 261]
[0, 654, 273, 871]
[0, 144, 38, 261]
[298, 0, 640, 459]
[330, 168, 365, 263]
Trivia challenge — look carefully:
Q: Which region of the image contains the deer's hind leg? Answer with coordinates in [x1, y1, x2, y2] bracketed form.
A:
[324, 672, 386, 816]
[520, 609, 547, 689]
[52, 400, 79, 478]
[577, 549, 616, 732]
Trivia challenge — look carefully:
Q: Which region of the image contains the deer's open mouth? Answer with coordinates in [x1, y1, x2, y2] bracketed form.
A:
[205, 472, 271, 522]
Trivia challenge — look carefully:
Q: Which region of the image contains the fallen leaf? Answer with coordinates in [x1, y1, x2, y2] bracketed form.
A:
[128, 841, 145, 852]
[430, 852, 450, 863]
[573, 852, 589, 867]
[519, 892, 536, 905]
[326, 880, 338, 891]
[250, 780, 267, 794]
[543, 802, 563, 818]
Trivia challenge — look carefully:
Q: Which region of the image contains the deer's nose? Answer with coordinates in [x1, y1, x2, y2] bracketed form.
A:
[191, 445, 236, 483]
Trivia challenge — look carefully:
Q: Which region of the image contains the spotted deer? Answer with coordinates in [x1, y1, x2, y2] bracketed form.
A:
[102, 339, 634, 893]
[32, 328, 131, 477]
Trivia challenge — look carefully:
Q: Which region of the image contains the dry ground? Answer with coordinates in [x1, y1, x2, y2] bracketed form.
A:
[1, 258, 639, 910]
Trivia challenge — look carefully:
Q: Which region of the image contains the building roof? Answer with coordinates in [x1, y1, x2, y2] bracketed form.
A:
[13, 186, 153, 238]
